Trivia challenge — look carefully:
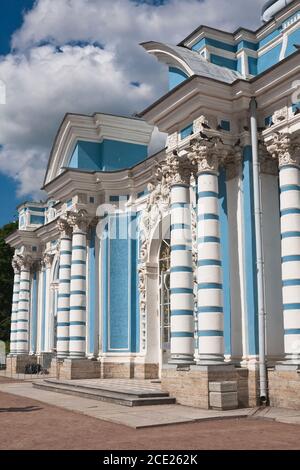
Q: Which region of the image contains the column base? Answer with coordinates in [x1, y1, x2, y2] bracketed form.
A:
[54, 358, 101, 380]
[168, 354, 195, 366]
[275, 355, 300, 370]
[196, 354, 230, 366]
[161, 363, 237, 409]
[6, 354, 37, 374]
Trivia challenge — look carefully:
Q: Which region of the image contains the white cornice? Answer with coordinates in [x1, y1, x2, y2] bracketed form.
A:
[139, 50, 300, 134]
[44, 113, 154, 187]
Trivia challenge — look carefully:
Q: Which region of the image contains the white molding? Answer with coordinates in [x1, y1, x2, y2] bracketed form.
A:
[45, 113, 154, 186]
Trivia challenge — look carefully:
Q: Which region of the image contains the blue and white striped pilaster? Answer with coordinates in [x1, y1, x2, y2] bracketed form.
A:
[170, 183, 194, 364]
[29, 271, 38, 355]
[69, 224, 87, 358]
[279, 162, 300, 364]
[197, 170, 225, 364]
[16, 262, 31, 355]
[9, 267, 20, 355]
[56, 231, 72, 358]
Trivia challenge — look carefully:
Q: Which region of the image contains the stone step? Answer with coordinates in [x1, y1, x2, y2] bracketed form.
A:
[32, 380, 176, 407]
[44, 378, 169, 398]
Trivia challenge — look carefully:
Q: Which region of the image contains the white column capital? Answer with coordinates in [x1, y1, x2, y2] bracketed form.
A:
[188, 136, 241, 175]
[266, 132, 300, 168]
[159, 151, 193, 187]
[17, 254, 33, 271]
[57, 217, 72, 238]
[67, 209, 89, 233]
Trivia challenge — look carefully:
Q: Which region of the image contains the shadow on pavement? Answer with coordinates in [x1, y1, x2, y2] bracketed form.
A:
[0, 405, 42, 413]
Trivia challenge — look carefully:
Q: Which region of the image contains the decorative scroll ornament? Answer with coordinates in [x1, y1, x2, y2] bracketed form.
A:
[12, 257, 20, 274]
[138, 160, 171, 351]
[43, 253, 54, 268]
[57, 217, 72, 238]
[189, 136, 232, 174]
[67, 209, 89, 233]
[266, 132, 300, 167]
[259, 140, 278, 175]
[191, 202, 197, 277]
[166, 132, 178, 150]
[272, 107, 288, 125]
[138, 264, 147, 351]
[16, 254, 33, 270]
[138, 151, 193, 351]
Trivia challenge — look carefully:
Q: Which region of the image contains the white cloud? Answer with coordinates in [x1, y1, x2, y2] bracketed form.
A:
[0, 0, 265, 198]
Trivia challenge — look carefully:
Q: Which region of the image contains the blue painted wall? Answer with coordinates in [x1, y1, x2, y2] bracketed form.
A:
[169, 67, 189, 90]
[218, 167, 231, 355]
[102, 213, 140, 353]
[180, 123, 194, 139]
[41, 269, 46, 352]
[285, 28, 300, 57]
[30, 215, 45, 225]
[30, 272, 38, 354]
[189, 17, 299, 78]
[210, 54, 237, 71]
[68, 139, 148, 172]
[242, 146, 259, 356]
[88, 227, 97, 356]
[257, 43, 282, 74]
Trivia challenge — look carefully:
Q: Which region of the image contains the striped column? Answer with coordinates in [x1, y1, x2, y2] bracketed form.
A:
[279, 160, 300, 364]
[9, 260, 20, 355]
[56, 219, 72, 358]
[68, 214, 88, 358]
[169, 156, 194, 364]
[29, 270, 38, 355]
[16, 257, 32, 355]
[197, 166, 225, 364]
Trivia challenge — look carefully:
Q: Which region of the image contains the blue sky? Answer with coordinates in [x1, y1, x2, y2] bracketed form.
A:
[0, 0, 263, 228]
[0, 0, 35, 226]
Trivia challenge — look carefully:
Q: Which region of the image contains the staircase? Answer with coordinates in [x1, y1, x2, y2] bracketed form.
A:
[33, 378, 176, 407]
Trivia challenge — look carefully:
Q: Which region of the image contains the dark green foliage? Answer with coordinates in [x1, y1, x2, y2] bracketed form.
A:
[0, 222, 18, 352]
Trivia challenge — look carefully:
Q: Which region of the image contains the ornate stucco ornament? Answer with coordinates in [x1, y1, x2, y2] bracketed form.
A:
[193, 115, 218, 134]
[12, 257, 20, 274]
[266, 132, 300, 167]
[67, 209, 89, 232]
[188, 135, 239, 174]
[43, 252, 54, 268]
[16, 254, 33, 270]
[272, 107, 288, 125]
[57, 216, 72, 238]
[138, 150, 194, 352]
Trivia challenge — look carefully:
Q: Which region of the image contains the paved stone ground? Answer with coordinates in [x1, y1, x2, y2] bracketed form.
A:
[0, 377, 300, 450]
[0, 380, 253, 428]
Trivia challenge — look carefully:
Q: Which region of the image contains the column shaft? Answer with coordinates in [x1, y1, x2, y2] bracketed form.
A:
[10, 270, 20, 355]
[197, 171, 225, 363]
[170, 183, 194, 363]
[16, 265, 31, 355]
[69, 227, 87, 358]
[57, 234, 72, 358]
[279, 163, 300, 361]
